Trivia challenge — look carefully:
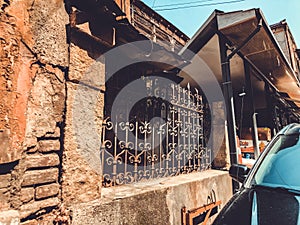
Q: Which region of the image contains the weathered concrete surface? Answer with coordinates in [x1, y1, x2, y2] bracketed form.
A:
[62, 81, 104, 206]
[68, 43, 97, 82]
[212, 102, 230, 169]
[62, 26, 106, 205]
[71, 170, 232, 225]
[72, 189, 170, 225]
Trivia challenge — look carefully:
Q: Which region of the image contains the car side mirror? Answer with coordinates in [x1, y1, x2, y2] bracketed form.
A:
[229, 164, 250, 183]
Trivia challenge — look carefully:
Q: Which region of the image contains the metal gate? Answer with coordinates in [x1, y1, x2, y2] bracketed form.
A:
[100, 77, 210, 187]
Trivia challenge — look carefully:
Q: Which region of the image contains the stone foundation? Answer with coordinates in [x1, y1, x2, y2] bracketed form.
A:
[70, 170, 232, 225]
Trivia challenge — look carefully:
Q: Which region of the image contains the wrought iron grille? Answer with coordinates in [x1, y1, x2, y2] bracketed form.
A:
[101, 77, 210, 187]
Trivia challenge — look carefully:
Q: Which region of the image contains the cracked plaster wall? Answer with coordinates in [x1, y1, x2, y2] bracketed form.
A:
[0, 0, 68, 224]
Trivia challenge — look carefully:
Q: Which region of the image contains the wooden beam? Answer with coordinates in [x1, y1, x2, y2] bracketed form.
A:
[115, 0, 131, 22]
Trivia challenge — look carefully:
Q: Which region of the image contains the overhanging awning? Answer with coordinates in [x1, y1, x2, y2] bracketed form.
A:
[180, 9, 300, 110]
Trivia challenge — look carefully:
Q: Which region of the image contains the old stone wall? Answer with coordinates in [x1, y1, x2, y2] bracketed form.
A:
[0, 0, 234, 224]
[0, 0, 68, 223]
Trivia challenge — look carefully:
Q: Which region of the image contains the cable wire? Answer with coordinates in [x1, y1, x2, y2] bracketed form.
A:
[152, 0, 157, 8]
[153, 0, 217, 8]
[155, 0, 245, 11]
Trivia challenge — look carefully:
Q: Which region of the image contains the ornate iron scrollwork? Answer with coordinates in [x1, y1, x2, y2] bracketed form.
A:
[101, 77, 210, 187]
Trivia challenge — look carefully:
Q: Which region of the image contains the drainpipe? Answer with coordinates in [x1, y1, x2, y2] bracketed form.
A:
[219, 36, 240, 193]
[244, 61, 260, 160]
[252, 113, 260, 159]
[219, 36, 239, 166]
[218, 19, 262, 192]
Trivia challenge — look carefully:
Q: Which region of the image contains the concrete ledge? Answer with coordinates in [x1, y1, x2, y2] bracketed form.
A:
[71, 170, 232, 225]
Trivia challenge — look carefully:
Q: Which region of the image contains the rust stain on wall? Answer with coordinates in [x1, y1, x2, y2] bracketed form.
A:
[0, 10, 35, 163]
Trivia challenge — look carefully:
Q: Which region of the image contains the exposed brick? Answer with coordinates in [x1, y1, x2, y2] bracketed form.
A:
[38, 140, 60, 152]
[20, 187, 35, 203]
[0, 210, 19, 225]
[24, 153, 60, 169]
[0, 188, 10, 211]
[44, 126, 61, 138]
[26, 145, 38, 154]
[0, 129, 19, 163]
[20, 197, 59, 219]
[22, 168, 59, 187]
[21, 214, 57, 225]
[35, 183, 60, 200]
[0, 173, 11, 188]
[20, 219, 38, 225]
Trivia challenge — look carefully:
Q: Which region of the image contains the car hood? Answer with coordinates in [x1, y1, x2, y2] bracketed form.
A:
[213, 187, 300, 225]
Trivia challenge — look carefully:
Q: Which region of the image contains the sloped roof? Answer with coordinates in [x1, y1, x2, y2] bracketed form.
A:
[180, 9, 300, 110]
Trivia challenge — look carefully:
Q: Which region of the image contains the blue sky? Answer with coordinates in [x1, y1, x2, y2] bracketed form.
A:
[142, 0, 300, 46]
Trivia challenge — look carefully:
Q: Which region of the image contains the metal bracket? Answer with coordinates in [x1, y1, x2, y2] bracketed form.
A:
[182, 201, 222, 225]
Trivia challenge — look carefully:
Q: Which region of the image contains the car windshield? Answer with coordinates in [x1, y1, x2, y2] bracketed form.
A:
[250, 134, 300, 191]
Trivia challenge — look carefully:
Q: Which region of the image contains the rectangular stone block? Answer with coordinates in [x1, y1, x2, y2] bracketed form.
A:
[24, 153, 60, 169]
[38, 140, 60, 152]
[20, 219, 39, 225]
[22, 168, 59, 187]
[35, 183, 60, 200]
[0, 174, 11, 188]
[44, 126, 61, 138]
[20, 187, 35, 203]
[0, 188, 10, 211]
[0, 129, 22, 163]
[20, 197, 59, 219]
